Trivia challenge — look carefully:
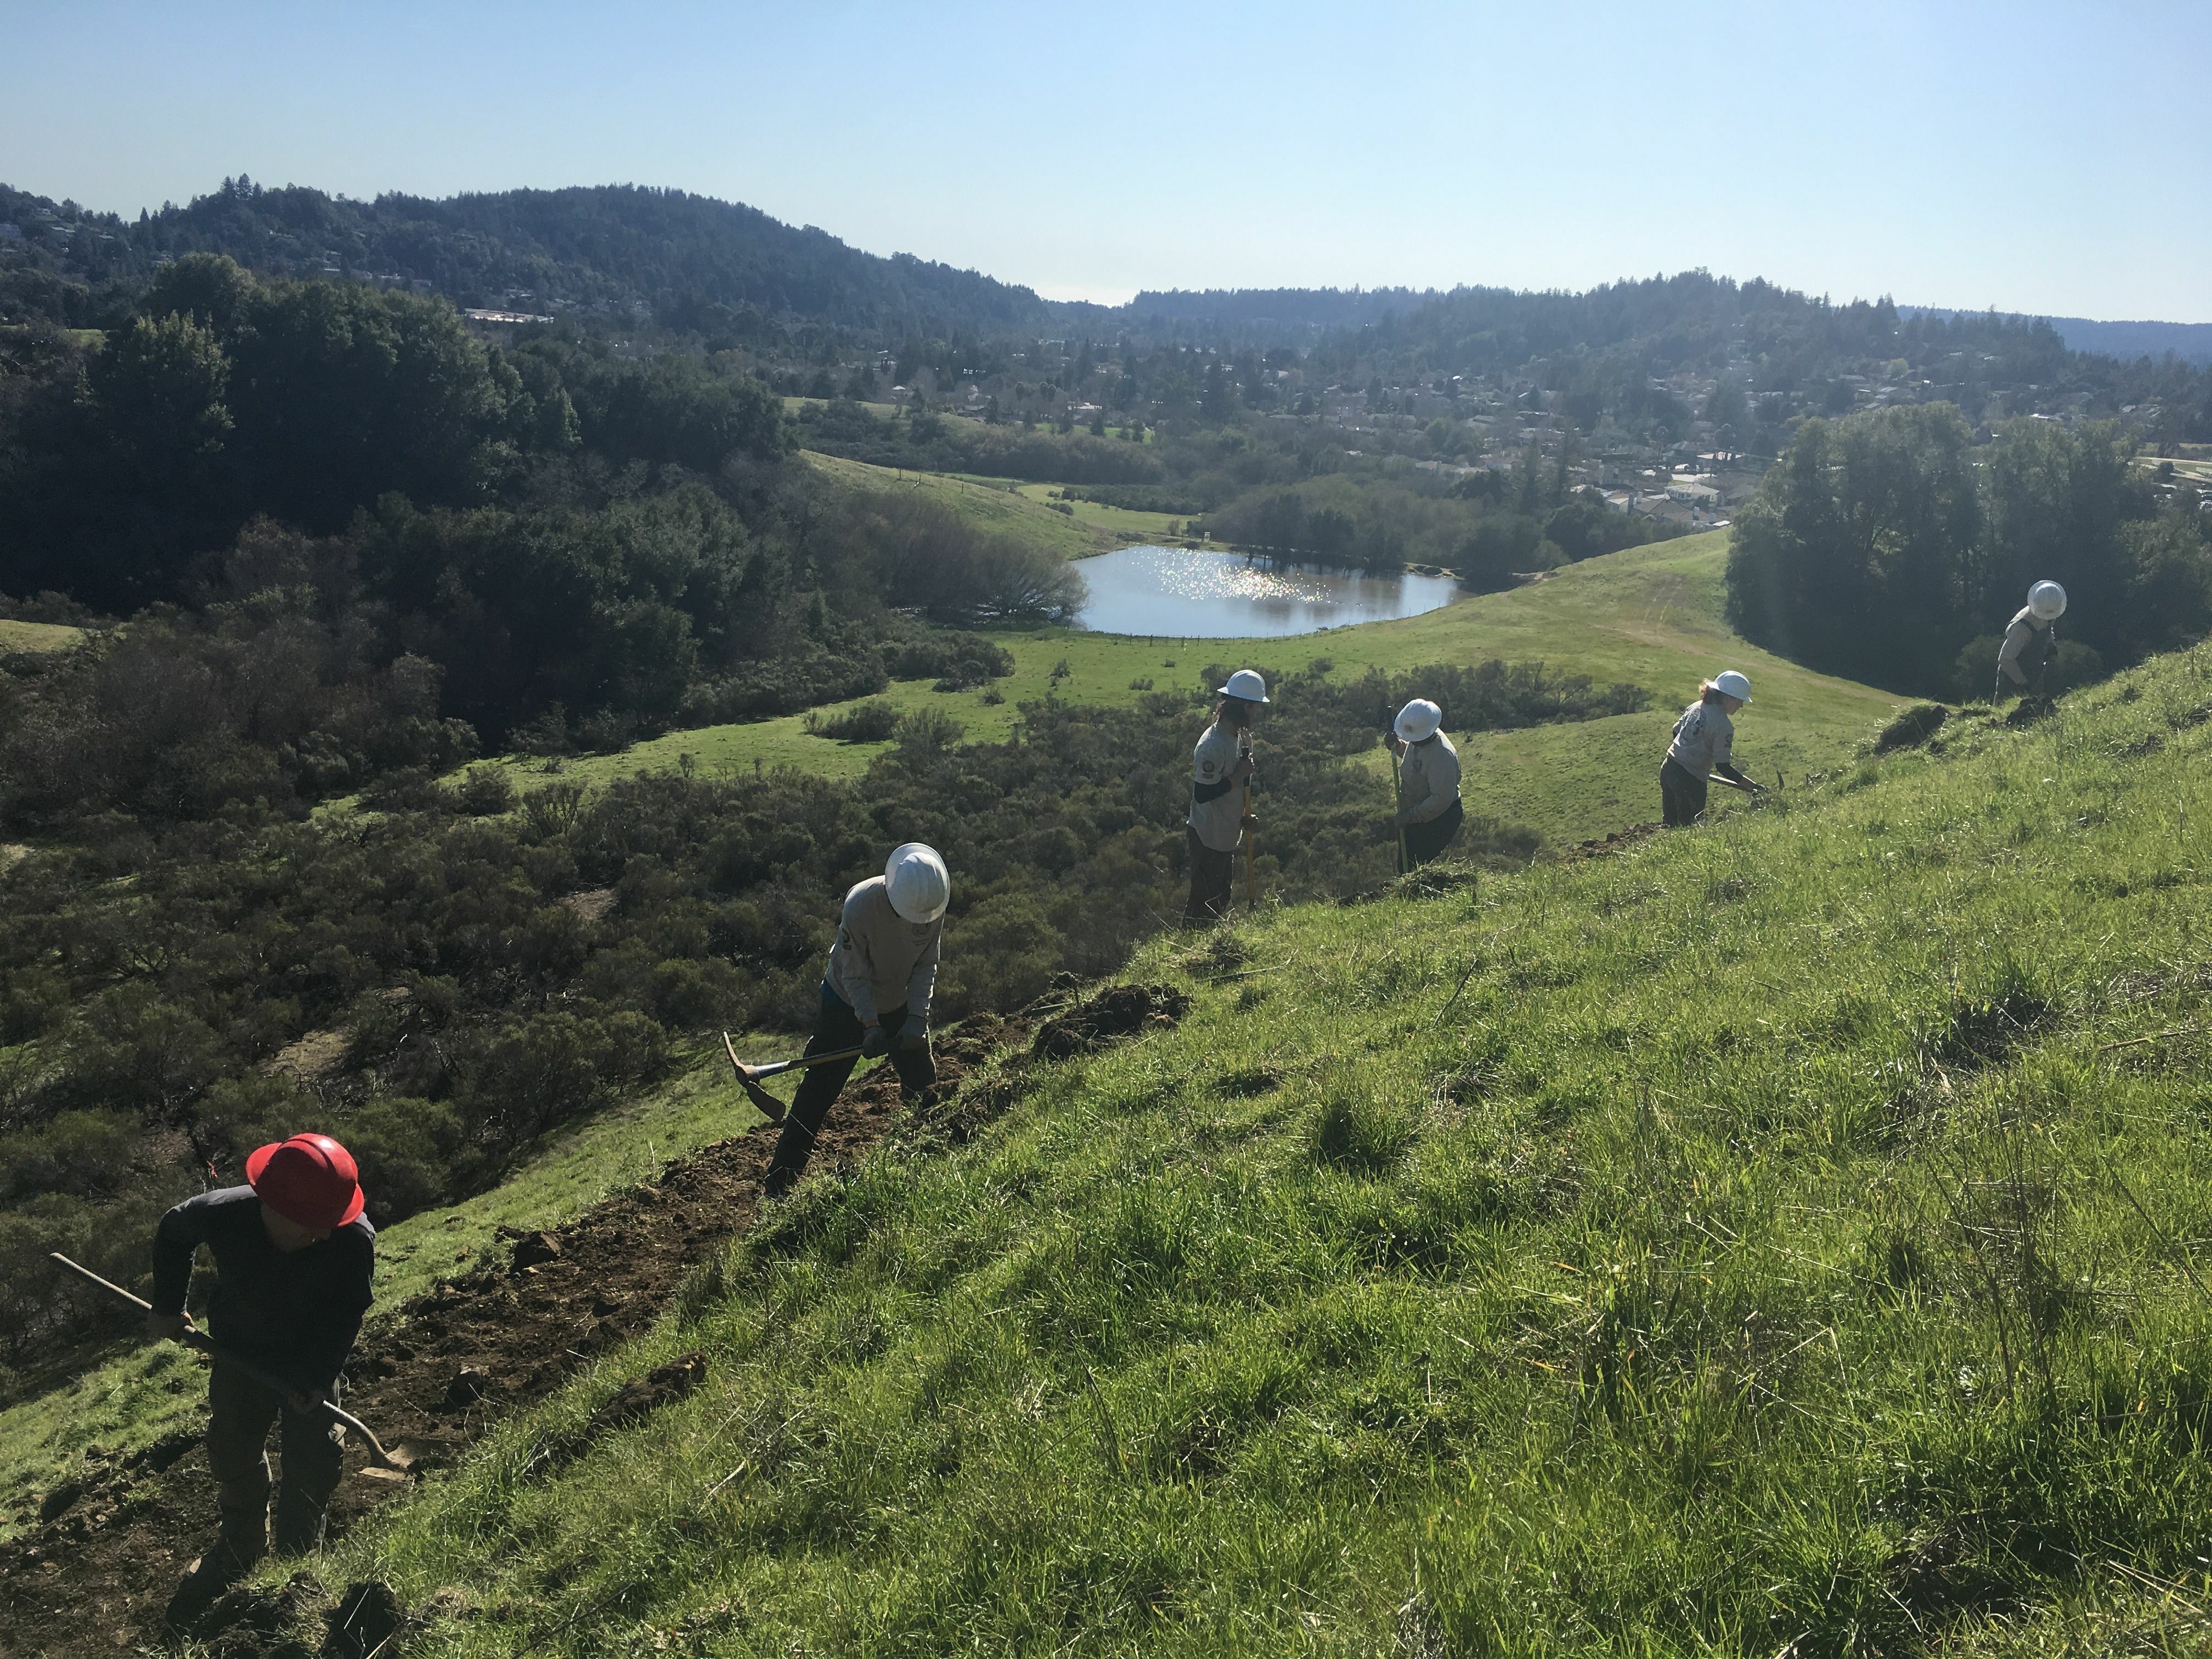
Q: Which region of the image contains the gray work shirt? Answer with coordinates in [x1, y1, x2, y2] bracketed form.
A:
[1189, 721, 1247, 854]
[1667, 699, 1735, 782]
[1996, 606, 2045, 670]
[826, 877, 941, 1024]
[1398, 732, 1462, 823]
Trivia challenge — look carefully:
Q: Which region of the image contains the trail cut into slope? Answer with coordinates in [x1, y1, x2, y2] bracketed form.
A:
[284, 648, 2212, 1657]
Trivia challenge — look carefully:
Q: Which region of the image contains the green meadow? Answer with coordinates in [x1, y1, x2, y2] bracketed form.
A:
[482, 531, 1903, 848]
[311, 637, 2212, 1656]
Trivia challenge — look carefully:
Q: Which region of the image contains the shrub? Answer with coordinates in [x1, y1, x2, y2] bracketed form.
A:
[804, 700, 901, 743]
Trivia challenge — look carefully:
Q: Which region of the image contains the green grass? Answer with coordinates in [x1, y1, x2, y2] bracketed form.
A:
[486, 533, 1902, 847]
[0, 618, 84, 653]
[802, 450, 1185, 556]
[0, 1059, 771, 1539]
[319, 642, 2212, 1654]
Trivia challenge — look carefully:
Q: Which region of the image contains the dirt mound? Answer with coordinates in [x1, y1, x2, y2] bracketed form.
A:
[1555, 822, 1663, 864]
[0, 1008, 1022, 1657]
[586, 1350, 706, 1437]
[1031, 983, 1189, 1061]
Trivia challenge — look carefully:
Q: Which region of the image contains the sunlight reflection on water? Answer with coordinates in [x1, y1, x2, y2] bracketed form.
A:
[1074, 545, 1460, 639]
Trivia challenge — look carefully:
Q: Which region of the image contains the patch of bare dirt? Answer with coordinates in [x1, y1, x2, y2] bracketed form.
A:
[1553, 821, 1664, 863]
[559, 888, 616, 924]
[263, 1029, 352, 1086]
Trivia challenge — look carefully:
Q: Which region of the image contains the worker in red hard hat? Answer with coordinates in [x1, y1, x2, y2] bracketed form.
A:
[146, 1133, 375, 1628]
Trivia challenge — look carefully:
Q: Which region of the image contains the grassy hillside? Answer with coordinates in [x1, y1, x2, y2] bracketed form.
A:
[801, 450, 1184, 556]
[319, 641, 2212, 1655]
[481, 532, 1902, 848]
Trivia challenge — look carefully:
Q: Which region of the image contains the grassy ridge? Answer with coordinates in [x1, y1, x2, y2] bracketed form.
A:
[485, 533, 1901, 847]
[800, 450, 1187, 556]
[334, 644, 2212, 1654]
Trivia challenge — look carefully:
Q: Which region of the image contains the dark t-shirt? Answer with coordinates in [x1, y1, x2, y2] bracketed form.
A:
[151, 1186, 375, 1392]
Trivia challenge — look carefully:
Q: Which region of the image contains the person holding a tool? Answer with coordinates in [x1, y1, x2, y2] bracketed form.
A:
[146, 1132, 374, 1624]
[1661, 670, 1763, 827]
[764, 842, 949, 1198]
[1184, 669, 1266, 925]
[1388, 697, 1464, 871]
[1995, 580, 2067, 703]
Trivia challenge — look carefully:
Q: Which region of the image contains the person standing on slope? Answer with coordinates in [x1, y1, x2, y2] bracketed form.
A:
[147, 1134, 375, 1627]
[765, 843, 949, 1198]
[1184, 669, 1266, 925]
[1661, 670, 1763, 827]
[1995, 580, 2067, 703]
[1389, 697, 1464, 871]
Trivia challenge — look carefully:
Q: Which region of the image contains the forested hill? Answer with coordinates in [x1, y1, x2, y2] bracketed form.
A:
[0, 178, 1084, 339]
[1900, 305, 2212, 368]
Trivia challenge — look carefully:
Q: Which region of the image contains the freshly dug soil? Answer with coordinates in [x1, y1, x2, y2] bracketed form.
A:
[0, 1011, 1020, 1657]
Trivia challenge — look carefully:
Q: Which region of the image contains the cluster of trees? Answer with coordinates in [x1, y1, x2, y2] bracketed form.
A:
[1203, 459, 1684, 585]
[1725, 407, 2212, 696]
[1, 655, 1638, 1392]
[0, 257, 1091, 763]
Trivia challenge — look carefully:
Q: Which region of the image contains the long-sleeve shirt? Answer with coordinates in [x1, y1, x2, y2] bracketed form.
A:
[1397, 732, 1462, 823]
[1189, 721, 1247, 854]
[151, 1187, 375, 1395]
[825, 876, 943, 1024]
[1997, 607, 2047, 678]
[1667, 699, 1736, 782]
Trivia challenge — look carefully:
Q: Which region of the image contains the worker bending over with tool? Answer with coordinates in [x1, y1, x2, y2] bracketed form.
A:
[766, 842, 949, 1198]
[1661, 670, 1763, 827]
[148, 1133, 374, 1625]
[1184, 669, 1266, 925]
[1389, 697, 1464, 871]
[1995, 580, 2067, 703]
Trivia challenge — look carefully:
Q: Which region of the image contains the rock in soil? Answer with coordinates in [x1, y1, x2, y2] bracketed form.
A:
[509, 1229, 562, 1269]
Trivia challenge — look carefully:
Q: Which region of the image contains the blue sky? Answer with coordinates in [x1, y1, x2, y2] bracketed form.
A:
[7, 1, 2208, 321]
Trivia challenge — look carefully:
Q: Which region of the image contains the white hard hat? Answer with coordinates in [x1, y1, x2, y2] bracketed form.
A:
[884, 843, 950, 923]
[1713, 670, 1752, 703]
[1394, 698, 1442, 742]
[2028, 580, 2067, 620]
[1217, 669, 1269, 704]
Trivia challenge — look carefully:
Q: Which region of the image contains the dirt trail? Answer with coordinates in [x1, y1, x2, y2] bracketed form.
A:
[0, 1015, 1020, 1657]
[0, 984, 1194, 1657]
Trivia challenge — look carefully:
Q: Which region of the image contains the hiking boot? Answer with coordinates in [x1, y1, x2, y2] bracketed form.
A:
[272, 1487, 330, 1556]
[163, 1538, 259, 1633]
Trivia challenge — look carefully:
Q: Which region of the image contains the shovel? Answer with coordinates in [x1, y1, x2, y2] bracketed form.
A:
[721, 1032, 865, 1122]
[49, 1254, 421, 1477]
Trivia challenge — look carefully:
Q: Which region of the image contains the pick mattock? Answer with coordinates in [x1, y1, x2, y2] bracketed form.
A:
[721, 1031, 864, 1122]
[49, 1253, 422, 1476]
[1239, 729, 1258, 909]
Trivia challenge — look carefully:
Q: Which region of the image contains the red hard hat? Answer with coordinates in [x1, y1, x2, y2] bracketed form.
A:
[245, 1133, 365, 1229]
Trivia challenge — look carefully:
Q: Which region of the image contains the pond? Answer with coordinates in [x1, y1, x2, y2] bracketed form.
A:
[1072, 545, 1462, 638]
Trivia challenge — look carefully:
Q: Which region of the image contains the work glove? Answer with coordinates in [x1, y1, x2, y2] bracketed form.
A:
[899, 1014, 930, 1053]
[860, 1022, 893, 1059]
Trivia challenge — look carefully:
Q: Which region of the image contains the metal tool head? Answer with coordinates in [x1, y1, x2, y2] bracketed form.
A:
[723, 1031, 789, 1122]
